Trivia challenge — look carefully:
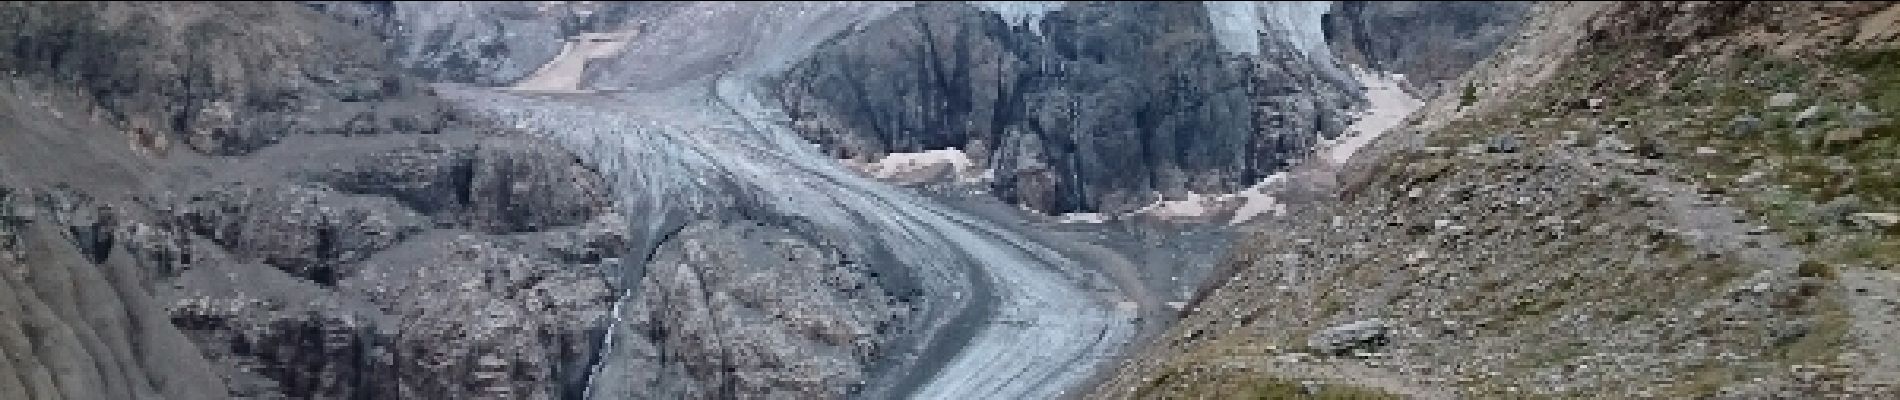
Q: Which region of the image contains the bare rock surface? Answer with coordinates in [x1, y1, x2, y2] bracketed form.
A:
[591, 219, 906, 400]
[0, 2, 628, 399]
[316, 136, 611, 233]
[1323, 1, 1533, 97]
[170, 183, 427, 285]
[777, 2, 1360, 215]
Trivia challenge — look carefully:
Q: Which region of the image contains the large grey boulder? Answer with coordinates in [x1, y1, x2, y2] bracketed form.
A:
[0, 2, 442, 156]
[1307, 318, 1395, 356]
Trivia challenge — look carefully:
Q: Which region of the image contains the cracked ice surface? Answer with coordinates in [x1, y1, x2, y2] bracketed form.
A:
[443, 2, 1136, 399]
[968, 1, 1064, 33]
[1203, 1, 1334, 59]
[718, 69, 1136, 400]
[1203, 2, 1356, 107]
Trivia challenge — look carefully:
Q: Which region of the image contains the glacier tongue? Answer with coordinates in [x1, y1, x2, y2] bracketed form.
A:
[440, 2, 1141, 398]
[1202, 1, 1334, 59]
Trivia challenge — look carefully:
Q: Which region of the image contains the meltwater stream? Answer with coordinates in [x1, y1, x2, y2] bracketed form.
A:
[435, 3, 1140, 398]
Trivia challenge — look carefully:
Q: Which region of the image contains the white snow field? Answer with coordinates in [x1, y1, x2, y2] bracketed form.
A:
[1323, 65, 1425, 165]
[510, 31, 638, 92]
[844, 148, 988, 184]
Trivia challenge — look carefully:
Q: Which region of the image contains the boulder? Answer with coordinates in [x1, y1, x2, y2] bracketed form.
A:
[1729, 115, 1763, 136]
[1487, 134, 1522, 153]
[1767, 92, 1800, 108]
[1307, 318, 1395, 356]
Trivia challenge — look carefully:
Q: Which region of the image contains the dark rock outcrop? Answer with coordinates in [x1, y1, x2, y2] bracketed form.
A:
[777, 2, 1359, 215]
[316, 137, 611, 233]
[1323, 1, 1533, 97]
[0, 2, 446, 156]
[588, 219, 908, 400]
[302, 1, 674, 86]
[0, 2, 631, 399]
[170, 183, 427, 285]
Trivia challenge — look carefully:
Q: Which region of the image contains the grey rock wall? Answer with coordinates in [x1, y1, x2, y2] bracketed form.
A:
[590, 219, 907, 400]
[0, 2, 447, 156]
[0, 2, 630, 399]
[1322, 1, 1533, 97]
[303, 1, 678, 86]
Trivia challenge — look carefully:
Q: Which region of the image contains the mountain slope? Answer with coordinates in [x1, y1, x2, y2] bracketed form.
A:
[1095, 1, 1900, 398]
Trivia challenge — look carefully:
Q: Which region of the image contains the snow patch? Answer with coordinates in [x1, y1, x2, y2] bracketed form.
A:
[848, 148, 987, 183]
[510, 31, 637, 92]
[1058, 173, 1291, 225]
[1133, 192, 1220, 219]
[1319, 65, 1423, 164]
[1227, 173, 1290, 225]
[1057, 213, 1109, 224]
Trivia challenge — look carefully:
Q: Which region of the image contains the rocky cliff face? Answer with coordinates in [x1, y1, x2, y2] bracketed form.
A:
[588, 219, 908, 399]
[0, 2, 627, 399]
[0, 186, 229, 400]
[0, 2, 455, 156]
[0, 2, 1598, 399]
[1095, 1, 1900, 398]
[302, 1, 672, 86]
[776, 2, 1360, 215]
[1322, 1, 1532, 98]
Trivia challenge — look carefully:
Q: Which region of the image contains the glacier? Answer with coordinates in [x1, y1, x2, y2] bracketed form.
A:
[1202, 1, 1334, 59]
[445, 2, 1145, 399]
